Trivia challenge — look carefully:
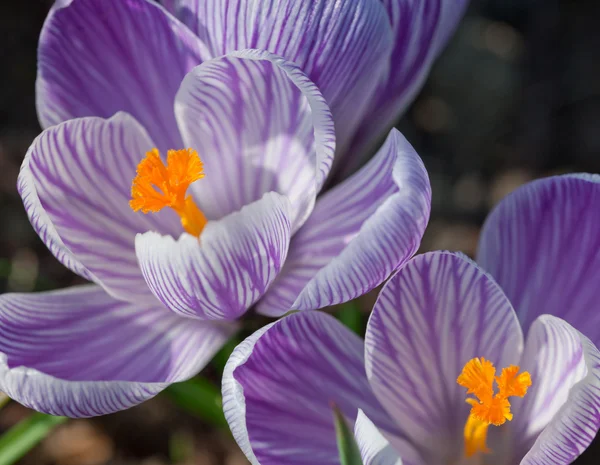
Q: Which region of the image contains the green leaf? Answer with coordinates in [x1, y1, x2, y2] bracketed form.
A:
[333, 405, 363, 465]
[0, 412, 67, 465]
[336, 301, 363, 335]
[211, 335, 242, 374]
[165, 377, 227, 427]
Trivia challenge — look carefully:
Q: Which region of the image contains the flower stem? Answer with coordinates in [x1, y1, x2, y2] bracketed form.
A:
[0, 412, 67, 465]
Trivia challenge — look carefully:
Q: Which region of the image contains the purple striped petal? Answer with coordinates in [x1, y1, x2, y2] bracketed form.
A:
[257, 130, 431, 316]
[354, 410, 407, 465]
[37, 0, 209, 153]
[477, 174, 600, 345]
[365, 252, 523, 464]
[162, 0, 393, 155]
[0, 285, 234, 417]
[175, 50, 335, 231]
[344, 0, 469, 173]
[517, 316, 600, 465]
[18, 113, 180, 303]
[509, 315, 588, 462]
[136, 193, 292, 321]
[222, 311, 399, 465]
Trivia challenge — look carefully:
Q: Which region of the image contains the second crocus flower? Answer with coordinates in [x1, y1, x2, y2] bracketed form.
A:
[223, 174, 600, 465]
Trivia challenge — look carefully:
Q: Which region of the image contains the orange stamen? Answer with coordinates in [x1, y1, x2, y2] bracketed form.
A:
[130, 148, 207, 236]
[463, 414, 490, 458]
[457, 358, 531, 458]
[496, 365, 532, 398]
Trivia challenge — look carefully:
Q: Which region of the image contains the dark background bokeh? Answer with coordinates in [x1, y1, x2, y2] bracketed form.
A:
[0, 0, 598, 464]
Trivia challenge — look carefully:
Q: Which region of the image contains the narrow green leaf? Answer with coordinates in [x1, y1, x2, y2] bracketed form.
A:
[332, 405, 363, 465]
[336, 301, 363, 335]
[211, 335, 242, 374]
[0, 412, 67, 465]
[165, 377, 227, 427]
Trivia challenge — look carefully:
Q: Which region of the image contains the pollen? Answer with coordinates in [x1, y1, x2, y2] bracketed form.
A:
[130, 148, 207, 236]
[457, 358, 531, 458]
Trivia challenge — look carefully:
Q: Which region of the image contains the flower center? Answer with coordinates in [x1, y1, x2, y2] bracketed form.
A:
[129, 148, 207, 236]
[457, 358, 532, 458]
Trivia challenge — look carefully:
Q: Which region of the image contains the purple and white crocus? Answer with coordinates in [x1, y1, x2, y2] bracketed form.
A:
[223, 174, 600, 465]
[0, 0, 437, 417]
[41, 0, 468, 177]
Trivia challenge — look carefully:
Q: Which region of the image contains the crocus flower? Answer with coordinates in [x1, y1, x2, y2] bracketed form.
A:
[40, 0, 468, 177]
[0, 0, 433, 417]
[223, 174, 600, 465]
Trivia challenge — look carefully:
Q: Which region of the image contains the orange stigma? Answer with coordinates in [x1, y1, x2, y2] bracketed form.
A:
[130, 148, 207, 236]
[457, 358, 531, 458]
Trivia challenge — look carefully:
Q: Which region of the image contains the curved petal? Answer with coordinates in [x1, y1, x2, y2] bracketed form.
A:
[0, 286, 234, 417]
[175, 50, 335, 231]
[354, 410, 406, 465]
[344, 0, 469, 173]
[18, 113, 180, 303]
[365, 252, 524, 463]
[517, 316, 600, 465]
[477, 174, 600, 345]
[257, 130, 431, 316]
[163, 0, 393, 154]
[136, 192, 292, 321]
[37, 0, 209, 153]
[222, 311, 399, 465]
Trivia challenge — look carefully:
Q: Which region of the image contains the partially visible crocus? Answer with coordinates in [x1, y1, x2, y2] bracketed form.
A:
[223, 175, 600, 465]
[0, 0, 432, 418]
[40, 0, 468, 178]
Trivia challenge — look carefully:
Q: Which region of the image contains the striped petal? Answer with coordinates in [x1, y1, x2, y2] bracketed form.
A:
[175, 50, 335, 231]
[18, 113, 180, 303]
[477, 174, 600, 345]
[365, 252, 523, 464]
[163, 0, 393, 155]
[257, 130, 430, 316]
[517, 316, 600, 465]
[37, 0, 209, 153]
[354, 410, 407, 465]
[222, 312, 399, 465]
[136, 192, 292, 321]
[344, 0, 469, 174]
[0, 285, 234, 417]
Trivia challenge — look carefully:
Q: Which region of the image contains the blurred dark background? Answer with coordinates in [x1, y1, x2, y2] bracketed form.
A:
[0, 0, 598, 464]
